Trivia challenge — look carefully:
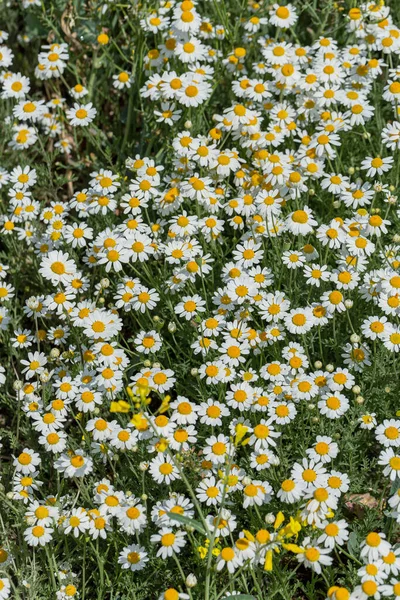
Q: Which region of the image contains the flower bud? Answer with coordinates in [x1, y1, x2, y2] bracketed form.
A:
[350, 333, 360, 343]
[352, 385, 361, 395]
[168, 322, 177, 333]
[326, 364, 334, 373]
[26, 296, 39, 310]
[345, 300, 353, 309]
[314, 361, 322, 369]
[40, 370, 50, 383]
[186, 574, 197, 588]
[265, 513, 275, 524]
[356, 396, 364, 405]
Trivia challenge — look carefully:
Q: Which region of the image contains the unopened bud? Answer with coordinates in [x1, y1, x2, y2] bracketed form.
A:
[40, 371, 50, 383]
[265, 513, 275, 524]
[26, 296, 39, 310]
[186, 574, 197, 588]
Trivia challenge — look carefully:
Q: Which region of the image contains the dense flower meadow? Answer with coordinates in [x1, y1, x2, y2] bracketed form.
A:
[1, 0, 400, 598]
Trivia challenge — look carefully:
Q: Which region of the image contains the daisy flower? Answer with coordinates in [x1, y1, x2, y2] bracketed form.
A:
[149, 456, 180, 484]
[55, 451, 93, 478]
[286, 206, 317, 235]
[66, 102, 97, 126]
[174, 294, 206, 320]
[24, 525, 53, 547]
[361, 156, 394, 178]
[361, 532, 391, 563]
[150, 528, 186, 559]
[118, 545, 148, 571]
[269, 4, 298, 28]
[296, 538, 333, 573]
[306, 436, 339, 464]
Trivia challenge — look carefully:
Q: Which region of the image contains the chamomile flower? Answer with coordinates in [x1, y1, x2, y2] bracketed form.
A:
[306, 436, 339, 464]
[24, 524, 53, 547]
[296, 538, 333, 573]
[150, 528, 186, 559]
[361, 532, 392, 563]
[118, 545, 148, 571]
[66, 103, 97, 126]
